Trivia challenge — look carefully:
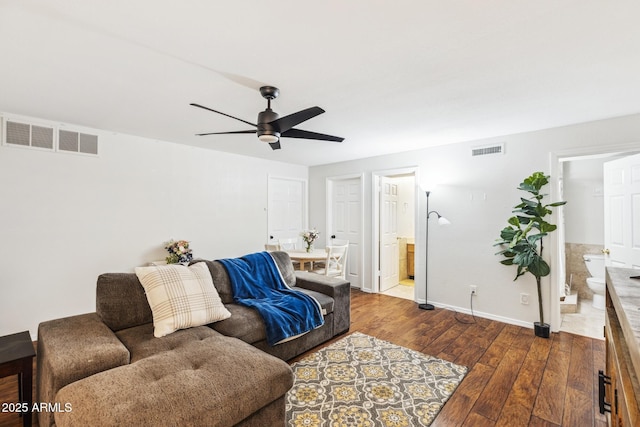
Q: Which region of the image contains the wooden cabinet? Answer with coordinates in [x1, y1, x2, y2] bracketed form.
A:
[604, 268, 640, 426]
[407, 243, 415, 279]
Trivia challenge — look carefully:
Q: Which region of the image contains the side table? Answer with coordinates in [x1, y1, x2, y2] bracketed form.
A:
[0, 331, 36, 427]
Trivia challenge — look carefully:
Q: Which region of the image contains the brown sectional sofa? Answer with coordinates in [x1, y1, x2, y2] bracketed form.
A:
[37, 252, 350, 426]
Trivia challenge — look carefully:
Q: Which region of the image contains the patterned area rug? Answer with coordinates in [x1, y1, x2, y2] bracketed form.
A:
[286, 332, 467, 427]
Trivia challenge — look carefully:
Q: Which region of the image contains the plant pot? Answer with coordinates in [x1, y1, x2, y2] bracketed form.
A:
[534, 322, 550, 338]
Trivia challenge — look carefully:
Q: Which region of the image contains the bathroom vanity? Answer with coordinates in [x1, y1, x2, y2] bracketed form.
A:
[603, 267, 640, 426]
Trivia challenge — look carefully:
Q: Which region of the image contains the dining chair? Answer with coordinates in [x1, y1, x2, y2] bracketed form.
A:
[277, 237, 300, 268]
[314, 238, 348, 269]
[278, 238, 298, 251]
[312, 242, 349, 279]
[264, 243, 281, 251]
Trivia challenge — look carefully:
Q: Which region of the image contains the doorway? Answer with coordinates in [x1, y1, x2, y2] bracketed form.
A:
[373, 169, 417, 300]
[551, 146, 640, 337]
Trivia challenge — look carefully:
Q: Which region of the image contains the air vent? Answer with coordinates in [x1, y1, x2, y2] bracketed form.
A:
[472, 144, 504, 157]
[4, 120, 54, 150]
[58, 130, 98, 155]
[2, 116, 99, 156]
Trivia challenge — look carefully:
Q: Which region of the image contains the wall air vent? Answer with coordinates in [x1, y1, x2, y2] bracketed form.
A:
[59, 129, 98, 155]
[472, 143, 504, 157]
[4, 120, 54, 150]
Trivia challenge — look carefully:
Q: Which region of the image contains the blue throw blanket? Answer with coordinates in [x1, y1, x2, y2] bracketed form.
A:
[218, 251, 324, 346]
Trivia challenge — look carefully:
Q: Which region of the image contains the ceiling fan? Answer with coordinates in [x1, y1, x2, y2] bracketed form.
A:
[191, 86, 344, 150]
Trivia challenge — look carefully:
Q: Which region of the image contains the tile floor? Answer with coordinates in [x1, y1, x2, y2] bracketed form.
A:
[381, 279, 415, 300]
[560, 297, 605, 340]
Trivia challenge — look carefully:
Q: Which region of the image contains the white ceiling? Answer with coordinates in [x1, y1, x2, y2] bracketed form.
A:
[2, 1, 640, 166]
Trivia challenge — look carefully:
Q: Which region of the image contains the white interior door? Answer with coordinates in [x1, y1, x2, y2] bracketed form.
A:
[379, 177, 399, 291]
[330, 177, 362, 288]
[604, 153, 640, 268]
[268, 177, 305, 246]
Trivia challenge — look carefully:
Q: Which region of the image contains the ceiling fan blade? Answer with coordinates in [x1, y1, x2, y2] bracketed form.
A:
[270, 106, 325, 133]
[269, 140, 281, 150]
[196, 130, 257, 136]
[281, 128, 344, 142]
[190, 103, 257, 128]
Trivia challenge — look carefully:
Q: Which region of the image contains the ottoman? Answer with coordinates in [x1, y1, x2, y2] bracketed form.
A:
[54, 335, 293, 426]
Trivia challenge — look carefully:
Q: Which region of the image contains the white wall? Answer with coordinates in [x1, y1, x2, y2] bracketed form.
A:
[562, 155, 633, 245]
[0, 114, 307, 339]
[562, 158, 605, 244]
[309, 113, 640, 330]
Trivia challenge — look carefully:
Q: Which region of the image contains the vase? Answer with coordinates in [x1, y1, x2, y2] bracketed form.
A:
[305, 243, 313, 253]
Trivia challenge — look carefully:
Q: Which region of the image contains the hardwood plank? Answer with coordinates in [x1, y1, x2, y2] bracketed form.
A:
[591, 339, 607, 426]
[552, 330, 575, 353]
[472, 346, 528, 421]
[478, 324, 521, 368]
[432, 363, 495, 426]
[495, 357, 546, 426]
[563, 335, 596, 427]
[532, 345, 571, 424]
[529, 415, 561, 427]
[567, 335, 594, 394]
[562, 387, 594, 427]
[461, 412, 496, 427]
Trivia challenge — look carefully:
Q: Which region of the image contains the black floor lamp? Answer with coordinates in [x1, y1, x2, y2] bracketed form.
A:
[418, 190, 450, 310]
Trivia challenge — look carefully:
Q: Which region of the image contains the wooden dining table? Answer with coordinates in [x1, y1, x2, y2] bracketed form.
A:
[286, 249, 327, 271]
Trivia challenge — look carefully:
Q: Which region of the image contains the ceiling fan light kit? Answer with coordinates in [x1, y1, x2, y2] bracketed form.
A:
[258, 134, 279, 143]
[191, 86, 344, 150]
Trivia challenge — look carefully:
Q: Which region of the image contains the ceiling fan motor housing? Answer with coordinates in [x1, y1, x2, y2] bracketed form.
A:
[257, 109, 280, 141]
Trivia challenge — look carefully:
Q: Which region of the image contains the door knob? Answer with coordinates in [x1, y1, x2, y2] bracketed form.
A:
[602, 248, 610, 255]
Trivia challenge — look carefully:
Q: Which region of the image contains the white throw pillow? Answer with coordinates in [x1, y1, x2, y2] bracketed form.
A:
[135, 262, 231, 338]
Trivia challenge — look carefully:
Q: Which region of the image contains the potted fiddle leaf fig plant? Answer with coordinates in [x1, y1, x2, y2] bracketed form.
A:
[494, 172, 566, 338]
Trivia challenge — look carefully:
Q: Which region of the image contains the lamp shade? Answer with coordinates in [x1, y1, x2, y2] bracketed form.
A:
[437, 216, 451, 226]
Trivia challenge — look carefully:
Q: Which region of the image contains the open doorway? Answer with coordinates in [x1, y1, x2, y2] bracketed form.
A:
[549, 144, 640, 335]
[372, 169, 417, 300]
[557, 151, 640, 339]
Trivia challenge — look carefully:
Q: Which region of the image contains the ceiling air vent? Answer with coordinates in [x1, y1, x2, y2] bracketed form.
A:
[471, 143, 504, 157]
[59, 130, 98, 155]
[4, 120, 54, 150]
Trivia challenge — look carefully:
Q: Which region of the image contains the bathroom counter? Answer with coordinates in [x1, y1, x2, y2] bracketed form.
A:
[604, 267, 640, 426]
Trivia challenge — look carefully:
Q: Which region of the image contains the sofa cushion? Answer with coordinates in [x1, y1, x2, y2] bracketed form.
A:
[96, 273, 153, 332]
[209, 304, 267, 344]
[54, 334, 294, 427]
[196, 251, 297, 305]
[135, 263, 231, 337]
[209, 288, 332, 345]
[292, 287, 334, 314]
[269, 251, 297, 287]
[116, 323, 221, 363]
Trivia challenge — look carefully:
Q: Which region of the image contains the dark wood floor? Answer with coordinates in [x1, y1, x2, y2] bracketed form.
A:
[1, 289, 607, 427]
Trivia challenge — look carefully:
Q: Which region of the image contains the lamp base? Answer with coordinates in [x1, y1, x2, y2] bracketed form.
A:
[418, 303, 435, 310]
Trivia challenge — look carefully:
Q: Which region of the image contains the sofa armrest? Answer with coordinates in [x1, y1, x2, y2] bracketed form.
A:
[294, 271, 351, 335]
[37, 313, 130, 427]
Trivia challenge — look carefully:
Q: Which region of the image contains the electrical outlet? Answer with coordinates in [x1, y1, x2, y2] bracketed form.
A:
[470, 285, 477, 296]
[520, 293, 529, 305]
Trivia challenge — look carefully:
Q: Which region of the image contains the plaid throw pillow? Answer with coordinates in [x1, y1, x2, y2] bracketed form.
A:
[135, 263, 231, 337]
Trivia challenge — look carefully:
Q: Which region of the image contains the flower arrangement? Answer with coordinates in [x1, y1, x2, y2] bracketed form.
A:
[164, 239, 193, 264]
[300, 228, 320, 252]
